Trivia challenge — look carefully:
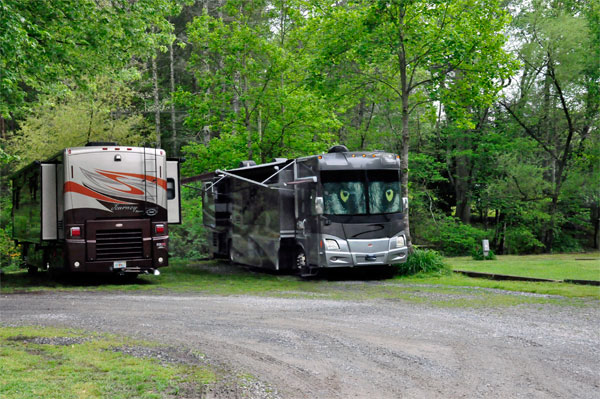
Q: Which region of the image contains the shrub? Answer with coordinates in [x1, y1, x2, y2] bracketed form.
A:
[169, 189, 210, 260]
[0, 227, 20, 269]
[504, 226, 544, 255]
[395, 248, 449, 276]
[421, 217, 489, 256]
[471, 248, 496, 260]
[551, 231, 584, 253]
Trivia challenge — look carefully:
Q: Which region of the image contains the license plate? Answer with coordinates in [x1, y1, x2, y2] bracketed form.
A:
[113, 261, 127, 269]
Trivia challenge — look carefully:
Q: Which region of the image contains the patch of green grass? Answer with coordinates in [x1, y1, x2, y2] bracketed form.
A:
[0, 326, 216, 399]
[1, 256, 599, 306]
[395, 273, 600, 300]
[445, 252, 600, 281]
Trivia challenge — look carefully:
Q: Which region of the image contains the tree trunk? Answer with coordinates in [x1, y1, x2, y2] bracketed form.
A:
[152, 54, 161, 147]
[455, 148, 471, 224]
[169, 41, 177, 155]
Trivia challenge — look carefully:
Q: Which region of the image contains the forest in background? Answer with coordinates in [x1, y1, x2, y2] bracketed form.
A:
[1, 0, 598, 265]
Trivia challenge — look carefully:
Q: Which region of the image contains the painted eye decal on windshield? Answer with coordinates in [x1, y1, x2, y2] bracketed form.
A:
[340, 190, 350, 202]
[385, 189, 394, 202]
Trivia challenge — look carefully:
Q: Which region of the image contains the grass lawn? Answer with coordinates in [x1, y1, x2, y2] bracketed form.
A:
[1, 256, 599, 304]
[445, 252, 600, 281]
[0, 326, 215, 399]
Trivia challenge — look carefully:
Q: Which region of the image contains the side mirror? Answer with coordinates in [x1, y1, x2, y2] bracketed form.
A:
[314, 196, 324, 215]
[402, 197, 409, 211]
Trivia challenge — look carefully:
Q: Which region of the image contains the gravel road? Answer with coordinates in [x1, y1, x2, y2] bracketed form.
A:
[1, 289, 599, 398]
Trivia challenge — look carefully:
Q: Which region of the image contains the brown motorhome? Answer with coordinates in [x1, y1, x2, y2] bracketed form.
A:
[12, 143, 181, 276]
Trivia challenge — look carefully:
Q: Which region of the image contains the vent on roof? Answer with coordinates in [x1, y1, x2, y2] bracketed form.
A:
[328, 145, 349, 153]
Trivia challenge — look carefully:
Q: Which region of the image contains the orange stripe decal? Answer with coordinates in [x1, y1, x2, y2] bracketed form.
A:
[64, 182, 130, 204]
[97, 170, 167, 190]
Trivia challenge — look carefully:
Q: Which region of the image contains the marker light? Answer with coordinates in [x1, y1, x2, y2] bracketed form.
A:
[155, 224, 165, 234]
[70, 227, 81, 237]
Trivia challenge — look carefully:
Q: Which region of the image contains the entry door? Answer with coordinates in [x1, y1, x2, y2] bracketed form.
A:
[295, 184, 320, 266]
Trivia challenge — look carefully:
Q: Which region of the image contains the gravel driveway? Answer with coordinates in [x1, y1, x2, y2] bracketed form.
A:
[1, 290, 599, 398]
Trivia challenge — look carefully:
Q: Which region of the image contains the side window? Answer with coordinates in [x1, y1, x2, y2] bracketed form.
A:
[167, 178, 176, 200]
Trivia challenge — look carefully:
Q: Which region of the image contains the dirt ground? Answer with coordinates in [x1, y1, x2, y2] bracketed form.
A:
[1, 287, 599, 398]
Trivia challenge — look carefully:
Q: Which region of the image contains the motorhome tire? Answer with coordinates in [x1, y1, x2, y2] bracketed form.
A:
[295, 250, 306, 270]
[297, 250, 318, 278]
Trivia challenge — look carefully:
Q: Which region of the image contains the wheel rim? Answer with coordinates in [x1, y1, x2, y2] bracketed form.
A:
[296, 251, 306, 269]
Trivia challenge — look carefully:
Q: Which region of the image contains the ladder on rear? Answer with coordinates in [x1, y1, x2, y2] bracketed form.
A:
[143, 144, 159, 215]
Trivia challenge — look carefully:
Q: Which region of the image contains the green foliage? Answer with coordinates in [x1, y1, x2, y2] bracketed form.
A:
[9, 74, 152, 168]
[169, 187, 209, 260]
[0, 227, 20, 269]
[0, 0, 183, 117]
[550, 231, 584, 254]
[180, 135, 250, 176]
[504, 226, 545, 255]
[471, 248, 496, 261]
[421, 217, 489, 256]
[395, 249, 449, 276]
[177, 4, 338, 170]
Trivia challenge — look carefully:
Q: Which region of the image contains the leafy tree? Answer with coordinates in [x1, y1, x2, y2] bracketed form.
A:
[177, 1, 338, 174]
[500, 0, 600, 250]
[304, 0, 515, 247]
[0, 0, 183, 118]
[9, 74, 152, 167]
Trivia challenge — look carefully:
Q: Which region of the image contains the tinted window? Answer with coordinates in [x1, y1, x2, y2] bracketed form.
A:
[322, 171, 366, 215]
[321, 170, 402, 216]
[368, 170, 402, 214]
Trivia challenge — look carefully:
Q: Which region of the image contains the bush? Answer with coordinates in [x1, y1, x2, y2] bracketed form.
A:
[0, 227, 20, 269]
[421, 217, 489, 256]
[551, 231, 584, 253]
[504, 226, 544, 255]
[395, 248, 449, 276]
[471, 248, 496, 260]
[169, 188, 210, 260]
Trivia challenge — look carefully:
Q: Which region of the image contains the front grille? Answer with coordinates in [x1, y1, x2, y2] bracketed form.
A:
[95, 229, 143, 260]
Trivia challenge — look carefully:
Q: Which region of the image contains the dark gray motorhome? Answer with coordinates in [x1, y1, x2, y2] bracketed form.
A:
[196, 146, 408, 276]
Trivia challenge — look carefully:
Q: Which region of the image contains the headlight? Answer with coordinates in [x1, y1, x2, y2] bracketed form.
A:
[325, 239, 340, 250]
[396, 235, 405, 248]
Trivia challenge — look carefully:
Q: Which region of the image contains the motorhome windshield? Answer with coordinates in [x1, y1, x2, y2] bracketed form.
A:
[322, 170, 402, 216]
